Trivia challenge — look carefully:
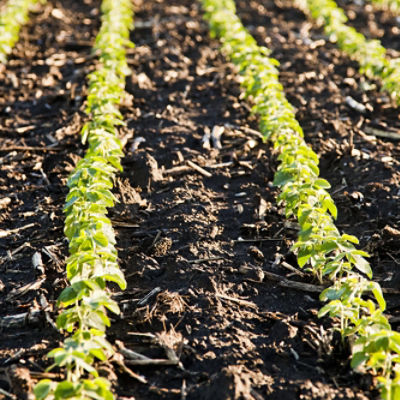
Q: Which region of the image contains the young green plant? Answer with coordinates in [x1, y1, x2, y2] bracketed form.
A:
[0, 0, 46, 63]
[201, 0, 400, 398]
[34, 0, 134, 399]
[365, 0, 400, 12]
[296, 0, 400, 104]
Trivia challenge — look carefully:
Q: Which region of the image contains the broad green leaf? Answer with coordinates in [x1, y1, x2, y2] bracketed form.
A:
[322, 197, 337, 219]
[318, 302, 336, 318]
[297, 247, 312, 268]
[34, 380, 53, 399]
[273, 170, 294, 186]
[93, 231, 109, 247]
[353, 255, 373, 279]
[341, 234, 359, 244]
[58, 286, 79, 306]
[100, 268, 127, 290]
[351, 352, 368, 370]
[75, 357, 98, 377]
[319, 240, 338, 254]
[314, 178, 331, 189]
[54, 381, 78, 398]
[89, 348, 107, 361]
[371, 283, 386, 311]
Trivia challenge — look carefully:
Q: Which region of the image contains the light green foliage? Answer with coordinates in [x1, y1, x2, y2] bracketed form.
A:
[365, 0, 400, 13]
[296, 0, 400, 104]
[201, 0, 400, 397]
[0, 0, 45, 63]
[34, 0, 134, 399]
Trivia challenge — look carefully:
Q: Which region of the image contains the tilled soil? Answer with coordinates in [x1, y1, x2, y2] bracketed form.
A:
[0, 0, 400, 399]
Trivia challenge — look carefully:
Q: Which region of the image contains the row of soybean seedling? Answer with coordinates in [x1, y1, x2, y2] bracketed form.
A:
[367, 0, 400, 13]
[296, 0, 400, 102]
[32, 0, 134, 399]
[0, 0, 134, 398]
[201, 0, 400, 399]
[0, 0, 46, 63]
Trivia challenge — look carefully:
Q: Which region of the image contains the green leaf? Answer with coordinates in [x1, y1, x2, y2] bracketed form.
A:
[56, 311, 73, 330]
[298, 208, 312, 226]
[89, 348, 107, 361]
[64, 195, 79, 211]
[371, 283, 386, 311]
[320, 286, 345, 301]
[297, 247, 312, 268]
[48, 347, 74, 365]
[341, 234, 359, 244]
[93, 231, 109, 247]
[352, 249, 370, 258]
[83, 378, 114, 400]
[58, 286, 79, 306]
[273, 170, 294, 186]
[319, 240, 338, 254]
[353, 254, 372, 278]
[75, 357, 98, 377]
[351, 352, 368, 370]
[34, 380, 53, 399]
[54, 381, 79, 398]
[86, 310, 110, 331]
[99, 268, 127, 290]
[318, 303, 336, 318]
[322, 197, 337, 219]
[314, 178, 331, 189]
[81, 122, 90, 144]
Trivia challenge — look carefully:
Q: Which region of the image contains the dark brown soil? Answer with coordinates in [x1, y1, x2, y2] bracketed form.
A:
[1, 0, 400, 399]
